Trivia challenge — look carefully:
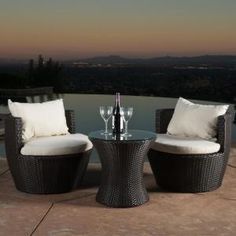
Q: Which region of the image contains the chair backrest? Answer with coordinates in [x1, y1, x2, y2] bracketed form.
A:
[65, 110, 76, 134]
[155, 109, 174, 133]
[217, 111, 232, 153]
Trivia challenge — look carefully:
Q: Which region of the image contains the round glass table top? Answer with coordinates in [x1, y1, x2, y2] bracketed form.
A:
[88, 129, 156, 142]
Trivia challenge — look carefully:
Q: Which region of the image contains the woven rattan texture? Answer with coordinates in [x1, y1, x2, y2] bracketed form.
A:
[65, 110, 76, 134]
[148, 109, 232, 193]
[92, 139, 154, 207]
[4, 110, 91, 194]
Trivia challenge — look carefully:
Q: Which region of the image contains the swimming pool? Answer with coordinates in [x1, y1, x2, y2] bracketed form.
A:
[1, 94, 235, 161]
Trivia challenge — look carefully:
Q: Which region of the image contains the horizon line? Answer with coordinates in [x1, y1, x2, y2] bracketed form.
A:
[1, 53, 236, 61]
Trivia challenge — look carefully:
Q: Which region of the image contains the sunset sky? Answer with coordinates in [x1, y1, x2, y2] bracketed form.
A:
[0, 0, 236, 59]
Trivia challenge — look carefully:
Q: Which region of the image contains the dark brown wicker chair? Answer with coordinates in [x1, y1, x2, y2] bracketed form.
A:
[148, 109, 232, 193]
[4, 110, 92, 194]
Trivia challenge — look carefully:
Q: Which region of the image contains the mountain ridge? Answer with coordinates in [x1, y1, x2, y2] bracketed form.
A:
[69, 55, 236, 65]
[1, 55, 236, 65]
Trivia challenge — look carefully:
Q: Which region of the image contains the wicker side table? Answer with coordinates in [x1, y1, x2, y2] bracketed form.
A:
[89, 130, 156, 208]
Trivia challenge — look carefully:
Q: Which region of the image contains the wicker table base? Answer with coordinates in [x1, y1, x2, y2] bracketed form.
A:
[91, 137, 154, 208]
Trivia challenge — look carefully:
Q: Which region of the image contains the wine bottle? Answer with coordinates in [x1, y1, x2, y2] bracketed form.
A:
[112, 92, 124, 134]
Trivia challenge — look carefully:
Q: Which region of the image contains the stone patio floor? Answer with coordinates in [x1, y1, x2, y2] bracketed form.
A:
[0, 148, 236, 236]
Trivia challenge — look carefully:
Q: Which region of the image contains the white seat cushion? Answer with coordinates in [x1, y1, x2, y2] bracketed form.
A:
[21, 133, 93, 156]
[151, 134, 220, 154]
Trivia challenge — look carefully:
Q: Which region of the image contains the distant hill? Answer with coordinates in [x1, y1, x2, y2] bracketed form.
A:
[68, 55, 236, 66]
[1, 55, 236, 66]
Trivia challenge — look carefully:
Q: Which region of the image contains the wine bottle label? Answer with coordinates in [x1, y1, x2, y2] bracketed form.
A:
[112, 116, 124, 131]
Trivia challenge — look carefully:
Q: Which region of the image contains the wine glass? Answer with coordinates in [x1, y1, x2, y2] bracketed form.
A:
[100, 106, 113, 135]
[121, 107, 133, 136]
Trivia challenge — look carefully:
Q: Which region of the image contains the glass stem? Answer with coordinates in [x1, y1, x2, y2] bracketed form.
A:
[125, 121, 128, 134]
[105, 120, 108, 133]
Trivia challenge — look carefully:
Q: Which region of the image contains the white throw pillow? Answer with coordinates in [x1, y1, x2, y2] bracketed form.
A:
[167, 97, 229, 140]
[8, 99, 69, 142]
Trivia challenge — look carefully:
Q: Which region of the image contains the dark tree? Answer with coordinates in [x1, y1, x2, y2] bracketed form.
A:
[28, 55, 63, 89]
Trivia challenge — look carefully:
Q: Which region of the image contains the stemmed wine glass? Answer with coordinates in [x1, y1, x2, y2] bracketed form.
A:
[100, 106, 113, 135]
[121, 107, 133, 136]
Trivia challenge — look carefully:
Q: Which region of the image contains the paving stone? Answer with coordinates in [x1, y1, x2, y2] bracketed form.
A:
[229, 145, 236, 167]
[0, 158, 8, 175]
[0, 194, 51, 236]
[33, 191, 236, 236]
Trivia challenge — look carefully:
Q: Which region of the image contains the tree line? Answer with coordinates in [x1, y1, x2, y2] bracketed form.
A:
[0, 55, 235, 104]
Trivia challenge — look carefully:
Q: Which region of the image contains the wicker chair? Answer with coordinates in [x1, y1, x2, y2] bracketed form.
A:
[4, 110, 92, 194]
[148, 109, 232, 193]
